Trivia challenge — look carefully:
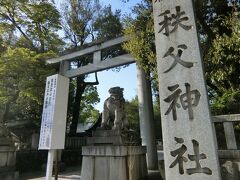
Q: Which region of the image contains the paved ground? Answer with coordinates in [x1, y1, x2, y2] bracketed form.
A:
[19, 166, 81, 180]
[20, 167, 163, 180]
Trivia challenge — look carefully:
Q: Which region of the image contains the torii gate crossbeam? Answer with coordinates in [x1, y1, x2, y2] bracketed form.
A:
[46, 36, 135, 78]
[46, 36, 158, 170]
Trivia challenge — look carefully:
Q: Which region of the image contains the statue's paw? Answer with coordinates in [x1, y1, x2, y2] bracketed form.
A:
[122, 127, 129, 132]
[98, 123, 106, 130]
[97, 126, 105, 130]
[112, 125, 120, 130]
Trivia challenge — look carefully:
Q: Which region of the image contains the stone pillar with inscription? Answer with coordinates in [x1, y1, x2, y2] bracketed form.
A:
[152, 0, 221, 180]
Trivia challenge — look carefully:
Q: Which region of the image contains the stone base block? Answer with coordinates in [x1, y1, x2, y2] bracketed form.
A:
[220, 160, 240, 180]
[87, 130, 141, 146]
[0, 145, 17, 180]
[87, 136, 123, 145]
[81, 145, 147, 180]
[0, 146, 16, 168]
[0, 171, 18, 180]
[92, 130, 121, 137]
[0, 138, 12, 146]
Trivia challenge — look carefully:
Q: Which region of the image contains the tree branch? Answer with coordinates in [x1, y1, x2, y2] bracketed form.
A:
[84, 72, 99, 86]
[194, 1, 215, 55]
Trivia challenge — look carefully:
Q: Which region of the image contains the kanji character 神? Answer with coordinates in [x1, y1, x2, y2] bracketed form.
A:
[164, 83, 201, 120]
[180, 83, 201, 120]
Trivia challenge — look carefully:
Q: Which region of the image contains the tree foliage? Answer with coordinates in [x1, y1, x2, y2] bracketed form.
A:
[206, 14, 240, 114]
[80, 85, 100, 123]
[61, 0, 101, 47]
[122, 0, 158, 99]
[93, 6, 123, 40]
[125, 96, 162, 139]
[125, 97, 140, 133]
[0, 0, 63, 52]
[123, 0, 156, 76]
[0, 1, 64, 127]
[0, 48, 55, 123]
[0, 0, 124, 140]
[123, 0, 240, 115]
[61, 0, 123, 135]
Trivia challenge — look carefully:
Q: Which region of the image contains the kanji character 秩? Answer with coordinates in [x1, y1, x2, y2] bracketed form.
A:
[158, 6, 192, 36]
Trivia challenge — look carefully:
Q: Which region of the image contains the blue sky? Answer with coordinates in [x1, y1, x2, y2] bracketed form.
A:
[101, 0, 140, 13]
[92, 0, 141, 111]
[55, 0, 141, 14]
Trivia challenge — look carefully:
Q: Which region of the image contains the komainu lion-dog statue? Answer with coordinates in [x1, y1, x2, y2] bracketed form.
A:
[100, 87, 129, 130]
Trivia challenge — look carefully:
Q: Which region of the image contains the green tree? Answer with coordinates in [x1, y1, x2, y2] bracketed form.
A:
[125, 97, 140, 133]
[122, 0, 158, 99]
[0, 0, 64, 127]
[0, 0, 63, 52]
[23, 2, 64, 52]
[80, 86, 100, 123]
[0, 48, 55, 124]
[125, 96, 162, 139]
[61, 0, 123, 135]
[206, 14, 240, 114]
[123, 0, 156, 76]
[123, 0, 240, 114]
[61, 0, 101, 47]
[93, 6, 122, 40]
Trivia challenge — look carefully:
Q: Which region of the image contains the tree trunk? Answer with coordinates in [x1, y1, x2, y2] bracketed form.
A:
[69, 75, 86, 136]
[2, 102, 10, 123]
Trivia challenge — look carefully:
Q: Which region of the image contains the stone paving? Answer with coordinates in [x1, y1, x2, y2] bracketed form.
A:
[19, 167, 163, 180]
[19, 166, 81, 180]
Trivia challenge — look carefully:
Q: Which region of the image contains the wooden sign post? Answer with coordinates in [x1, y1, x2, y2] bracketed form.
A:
[39, 74, 69, 180]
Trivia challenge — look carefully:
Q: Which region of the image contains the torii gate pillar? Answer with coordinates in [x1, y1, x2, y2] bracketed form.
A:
[137, 66, 159, 170]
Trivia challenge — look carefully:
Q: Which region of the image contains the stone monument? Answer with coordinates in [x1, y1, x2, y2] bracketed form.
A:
[0, 120, 18, 180]
[81, 87, 148, 180]
[153, 0, 221, 180]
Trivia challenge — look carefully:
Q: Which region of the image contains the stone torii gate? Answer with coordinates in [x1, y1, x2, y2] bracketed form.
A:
[46, 36, 159, 170]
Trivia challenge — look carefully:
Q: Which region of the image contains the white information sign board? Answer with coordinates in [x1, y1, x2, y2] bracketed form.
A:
[153, 0, 221, 180]
[39, 74, 69, 150]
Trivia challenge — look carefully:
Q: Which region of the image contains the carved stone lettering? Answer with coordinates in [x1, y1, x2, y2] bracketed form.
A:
[169, 137, 188, 174]
[163, 44, 194, 73]
[170, 138, 212, 175]
[158, 6, 192, 36]
[164, 83, 201, 120]
[187, 140, 212, 175]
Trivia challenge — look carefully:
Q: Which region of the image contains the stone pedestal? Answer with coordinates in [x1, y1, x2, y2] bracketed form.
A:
[87, 130, 141, 146]
[81, 130, 148, 180]
[0, 140, 18, 180]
